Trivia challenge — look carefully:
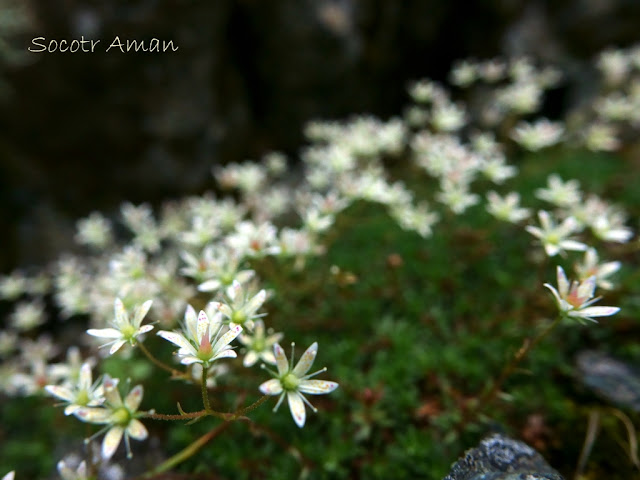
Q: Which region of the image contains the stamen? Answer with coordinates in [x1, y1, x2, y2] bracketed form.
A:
[290, 342, 296, 370]
[299, 393, 317, 412]
[273, 393, 285, 412]
[303, 367, 327, 380]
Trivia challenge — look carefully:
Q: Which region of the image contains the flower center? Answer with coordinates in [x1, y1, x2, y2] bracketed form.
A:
[75, 389, 90, 406]
[112, 407, 131, 426]
[252, 338, 265, 352]
[282, 373, 300, 391]
[121, 324, 137, 341]
[231, 311, 246, 325]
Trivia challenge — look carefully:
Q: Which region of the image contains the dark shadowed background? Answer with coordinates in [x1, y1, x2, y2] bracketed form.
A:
[1, 0, 639, 271]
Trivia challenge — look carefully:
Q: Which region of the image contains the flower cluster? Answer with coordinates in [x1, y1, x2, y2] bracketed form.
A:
[2, 43, 638, 478]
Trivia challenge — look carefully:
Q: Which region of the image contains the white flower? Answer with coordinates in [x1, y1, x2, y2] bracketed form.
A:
[511, 119, 564, 151]
[431, 102, 466, 132]
[45, 362, 104, 415]
[390, 201, 440, 238]
[75, 375, 148, 459]
[449, 60, 477, 87]
[2, 472, 15, 480]
[209, 280, 267, 330]
[260, 342, 338, 428]
[525, 210, 587, 257]
[57, 460, 89, 480]
[535, 174, 581, 208]
[75, 212, 113, 249]
[583, 123, 620, 152]
[574, 248, 620, 291]
[238, 320, 283, 367]
[486, 191, 531, 223]
[10, 300, 46, 331]
[436, 179, 479, 214]
[544, 266, 620, 323]
[157, 306, 242, 366]
[591, 214, 633, 243]
[87, 298, 154, 355]
[180, 245, 254, 292]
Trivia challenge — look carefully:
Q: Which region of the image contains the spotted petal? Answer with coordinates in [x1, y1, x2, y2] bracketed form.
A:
[102, 426, 124, 459]
[287, 391, 306, 427]
[125, 385, 143, 411]
[109, 339, 127, 355]
[74, 407, 111, 424]
[126, 418, 148, 440]
[44, 385, 74, 402]
[299, 380, 339, 395]
[157, 331, 195, 354]
[292, 342, 317, 377]
[212, 325, 243, 353]
[273, 343, 288, 376]
[259, 378, 283, 395]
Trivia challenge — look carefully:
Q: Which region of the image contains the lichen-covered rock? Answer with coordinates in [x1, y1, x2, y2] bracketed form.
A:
[576, 350, 640, 412]
[443, 433, 564, 480]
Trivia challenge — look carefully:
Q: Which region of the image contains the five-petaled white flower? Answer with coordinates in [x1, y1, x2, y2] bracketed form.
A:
[157, 306, 242, 367]
[75, 376, 148, 459]
[238, 319, 283, 367]
[525, 210, 587, 257]
[209, 280, 266, 330]
[544, 266, 620, 323]
[45, 362, 104, 415]
[260, 342, 338, 428]
[87, 298, 153, 354]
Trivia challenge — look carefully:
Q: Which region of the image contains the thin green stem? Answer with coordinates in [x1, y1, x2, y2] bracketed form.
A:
[137, 341, 183, 377]
[136, 421, 232, 479]
[461, 315, 563, 426]
[201, 364, 211, 412]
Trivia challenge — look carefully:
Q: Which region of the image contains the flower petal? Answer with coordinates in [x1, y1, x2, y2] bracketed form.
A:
[109, 339, 127, 355]
[198, 279, 221, 292]
[114, 298, 127, 327]
[157, 331, 195, 353]
[138, 324, 154, 334]
[44, 385, 75, 402]
[212, 324, 243, 353]
[74, 407, 111, 424]
[293, 342, 318, 377]
[273, 343, 288, 376]
[102, 426, 124, 459]
[212, 349, 237, 361]
[243, 351, 258, 367]
[243, 289, 266, 316]
[577, 306, 620, 317]
[299, 380, 339, 395]
[287, 391, 306, 427]
[124, 385, 143, 411]
[133, 300, 153, 328]
[259, 378, 283, 395]
[126, 418, 148, 440]
[87, 328, 122, 339]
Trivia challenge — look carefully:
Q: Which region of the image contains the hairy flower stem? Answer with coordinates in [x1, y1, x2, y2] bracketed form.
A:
[462, 315, 563, 426]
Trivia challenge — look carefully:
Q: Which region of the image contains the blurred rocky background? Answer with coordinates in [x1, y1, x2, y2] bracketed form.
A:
[1, 0, 640, 272]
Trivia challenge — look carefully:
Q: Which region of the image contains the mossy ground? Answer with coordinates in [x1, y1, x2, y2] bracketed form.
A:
[1, 149, 639, 479]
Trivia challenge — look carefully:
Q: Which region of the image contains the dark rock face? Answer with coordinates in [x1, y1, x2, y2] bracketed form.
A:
[576, 350, 640, 412]
[443, 434, 564, 480]
[3, 0, 640, 271]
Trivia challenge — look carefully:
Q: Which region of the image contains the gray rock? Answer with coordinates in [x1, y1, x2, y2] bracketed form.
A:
[443, 434, 564, 480]
[576, 350, 640, 412]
